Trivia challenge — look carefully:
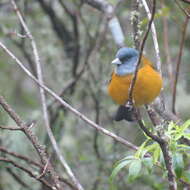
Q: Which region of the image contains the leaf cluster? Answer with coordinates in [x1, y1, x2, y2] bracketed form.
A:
[110, 120, 190, 187]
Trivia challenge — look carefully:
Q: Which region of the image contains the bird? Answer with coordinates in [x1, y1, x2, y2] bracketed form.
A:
[108, 47, 163, 121]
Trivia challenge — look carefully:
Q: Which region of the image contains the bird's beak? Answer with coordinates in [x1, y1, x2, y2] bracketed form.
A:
[111, 58, 122, 65]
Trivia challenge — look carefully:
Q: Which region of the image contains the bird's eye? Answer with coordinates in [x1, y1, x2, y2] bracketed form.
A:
[120, 55, 128, 62]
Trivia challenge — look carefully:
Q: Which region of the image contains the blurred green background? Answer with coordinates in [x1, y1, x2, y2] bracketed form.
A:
[0, 0, 190, 189]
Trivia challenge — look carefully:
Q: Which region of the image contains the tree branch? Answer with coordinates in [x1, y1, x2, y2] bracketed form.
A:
[0, 95, 61, 190]
[0, 125, 21, 131]
[0, 157, 54, 190]
[0, 146, 43, 168]
[10, 1, 84, 190]
[84, 0, 113, 15]
[172, 15, 189, 114]
[128, 1, 177, 189]
[0, 40, 140, 152]
[6, 167, 33, 190]
[128, 0, 156, 103]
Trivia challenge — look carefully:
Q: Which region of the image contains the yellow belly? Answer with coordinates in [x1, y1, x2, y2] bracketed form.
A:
[108, 65, 162, 106]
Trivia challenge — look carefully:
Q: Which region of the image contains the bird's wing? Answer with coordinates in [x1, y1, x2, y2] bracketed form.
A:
[141, 55, 158, 70]
[108, 71, 114, 84]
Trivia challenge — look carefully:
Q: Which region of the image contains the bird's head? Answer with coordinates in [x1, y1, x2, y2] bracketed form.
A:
[111, 47, 139, 75]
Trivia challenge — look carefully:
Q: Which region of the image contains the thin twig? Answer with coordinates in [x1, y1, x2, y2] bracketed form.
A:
[37, 157, 51, 179]
[136, 113, 164, 144]
[10, 1, 84, 190]
[179, 0, 190, 4]
[128, 0, 156, 103]
[129, 1, 177, 188]
[179, 178, 190, 188]
[153, 106, 180, 123]
[145, 105, 162, 126]
[141, 0, 165, 111]
[162, 1, 173, 89]
[85, 0, 125, 47]
[6, 167, 33, 190]
[0, 157, 54, 189]
[0, 146, 43, 168]
[172, 15, 189, 114]
[0, 41, 140, 152]
[84, 0, 113, 16]
[141, 0, 162, 73]
[0, 125, 21, 131]
[0, 95, 61, 190]
[175, 0, 190, 17]
[131, 0, 164, 125]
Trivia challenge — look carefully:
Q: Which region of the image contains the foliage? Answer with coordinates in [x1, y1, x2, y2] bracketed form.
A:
[110, 120, 190, 187]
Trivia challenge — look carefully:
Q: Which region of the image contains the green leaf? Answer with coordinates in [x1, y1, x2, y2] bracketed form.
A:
[173, 153, 184, 178]
[118, 155, 135, 163]
[135, 139, 150, 158]
[143, 157, 153, 173]
[177, 144, 190, 151]
[128, 159, 142, 181]
[174, 133, 183, 141]
[168, 121, 175, 132]
[182, 171, 190, 184]
[183, 133, 190, 140]
[144, 143, 158, 153]
[181, 119, 190, 131]
[110, 159, 132, 181]
[153, 145, 161, 164]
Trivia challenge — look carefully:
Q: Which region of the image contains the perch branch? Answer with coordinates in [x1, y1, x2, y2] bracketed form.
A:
[128, 0, 156, 103]
[135, 112, 177, 190]
[128, 0, 177, 189]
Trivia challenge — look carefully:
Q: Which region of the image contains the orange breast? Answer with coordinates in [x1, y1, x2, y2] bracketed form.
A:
[108, 59, 163, 106]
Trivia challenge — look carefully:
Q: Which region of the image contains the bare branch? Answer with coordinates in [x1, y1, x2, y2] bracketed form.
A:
[0, 40, 140, 152]
[1, 146, 78, 190]
[0, 125, 21, 131]
[0, 157, 54, 190]
[135, 112, 164, 144]
[10, 1, 84, 190]
[84, 0, 125, 47]
[162, 1, 173, 90]
[141, 0, 162, 73]
[37, 157, 51, 179]
[136, 111, 177, 190]
[0, 146, 43, 168]
[0, 95, 61, 190]
[6, 167, 33, 190]
[172, 16, 189, 114]
[128, 0, 177, 188]
[84, 0, 113, 15]
[175, 0, 190, 17]
[160, 143, 177, 190]
[179, 0, 190, 4]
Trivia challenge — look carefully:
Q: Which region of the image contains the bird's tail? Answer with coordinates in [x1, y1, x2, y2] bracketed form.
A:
[114, 105, 136, 122]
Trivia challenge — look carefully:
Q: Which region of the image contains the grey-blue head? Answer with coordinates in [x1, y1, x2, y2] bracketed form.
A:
[112, 47, 139, 76]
